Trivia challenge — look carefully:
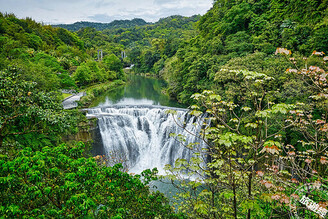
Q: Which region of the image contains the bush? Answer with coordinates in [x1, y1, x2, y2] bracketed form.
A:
[0, 142, 182, 218]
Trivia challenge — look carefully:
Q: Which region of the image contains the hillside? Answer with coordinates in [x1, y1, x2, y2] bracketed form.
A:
[159, 0, 328, 104]
[0, 12, 126, 92]
[53, 18, 149, 31]
[75, 15, 201, 72]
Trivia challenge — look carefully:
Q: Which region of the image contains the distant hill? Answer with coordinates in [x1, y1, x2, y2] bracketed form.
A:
[53, 18, 150, 31]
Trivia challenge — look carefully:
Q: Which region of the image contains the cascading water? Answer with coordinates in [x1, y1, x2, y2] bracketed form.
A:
[87, 105, 206, 174]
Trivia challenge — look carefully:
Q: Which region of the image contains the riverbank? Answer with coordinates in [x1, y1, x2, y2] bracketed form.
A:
[79, 80, 125, 108]
[61, 80, 125, 109]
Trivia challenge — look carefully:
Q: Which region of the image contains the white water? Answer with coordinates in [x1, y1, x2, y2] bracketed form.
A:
[87, 106, 206, 174]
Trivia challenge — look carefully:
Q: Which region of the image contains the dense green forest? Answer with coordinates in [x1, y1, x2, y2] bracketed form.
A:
[0, 12, 126, 93]
[54, 18, 150, 32]
[161, 0, 328, 105]
[1, 0, 328, 218]
[75, 15, 201, 73]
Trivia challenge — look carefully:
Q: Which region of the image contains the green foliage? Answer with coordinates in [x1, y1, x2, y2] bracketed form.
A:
[55, 28, 84, 50]
[72, 63, 92, 86]
[165, 72, 289, 217]
[0, 13, 126, 91]
[54, 18, 149, 32]
[159, 0, 328, 104]
[0, 142, 182, 218]
[72, 56, 124, 87]
[76, 27, 125, 60]
[0, 68, 79, 150]
[100, 15, 201, 76]
[58, 72, 76, 89]
[102, 54, 125, 81]
[165, 49, 328, 217]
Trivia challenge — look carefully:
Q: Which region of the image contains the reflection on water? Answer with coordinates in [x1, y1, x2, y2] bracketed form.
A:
[90, 75, 184, 108]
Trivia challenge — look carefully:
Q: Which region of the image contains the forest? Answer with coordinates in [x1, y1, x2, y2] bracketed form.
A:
[1, 0, 328, 218]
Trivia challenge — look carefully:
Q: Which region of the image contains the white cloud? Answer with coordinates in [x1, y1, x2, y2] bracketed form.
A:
[0, 0, 213, 24]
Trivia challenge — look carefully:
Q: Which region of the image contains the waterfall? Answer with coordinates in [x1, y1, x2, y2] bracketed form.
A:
[87, 106, 206, 174]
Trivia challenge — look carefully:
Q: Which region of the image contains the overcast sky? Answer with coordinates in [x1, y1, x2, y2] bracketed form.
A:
[0, 0, 213, 24]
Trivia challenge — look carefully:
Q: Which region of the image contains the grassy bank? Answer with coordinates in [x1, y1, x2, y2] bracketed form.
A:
[62, 93, 72, 100]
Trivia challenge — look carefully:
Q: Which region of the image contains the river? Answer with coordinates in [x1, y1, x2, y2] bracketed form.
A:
[89, 74, 184, 108]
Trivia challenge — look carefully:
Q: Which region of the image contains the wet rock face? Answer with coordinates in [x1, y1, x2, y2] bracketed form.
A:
[63, 118, 104, 155]
[90, 122, 105, 156]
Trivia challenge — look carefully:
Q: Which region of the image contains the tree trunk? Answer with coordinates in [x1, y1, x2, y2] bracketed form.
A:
[247, 173, 252, 219]
[233, 182, 237, 219]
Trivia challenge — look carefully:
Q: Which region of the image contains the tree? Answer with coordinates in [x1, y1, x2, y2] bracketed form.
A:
[86, 59, 106, 83]
[256, 50, 328, 218]
[102, 54, 126, 81]
[0, 142, 183, 218]
[0, 68, 78, 150]
[72, 63, 92, 86]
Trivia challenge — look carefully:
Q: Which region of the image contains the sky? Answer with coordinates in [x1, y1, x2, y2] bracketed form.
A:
[0, 0, 213, 24]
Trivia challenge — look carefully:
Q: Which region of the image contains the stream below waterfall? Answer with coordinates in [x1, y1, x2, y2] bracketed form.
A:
[87, 75, 206, 175]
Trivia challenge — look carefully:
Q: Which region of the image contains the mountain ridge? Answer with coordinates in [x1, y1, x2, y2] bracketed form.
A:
[53, 18, 150, 31]
[52, 15, 201, 32]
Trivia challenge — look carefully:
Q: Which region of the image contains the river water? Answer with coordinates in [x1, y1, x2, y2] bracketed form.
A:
[89, 75, 184, 108]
